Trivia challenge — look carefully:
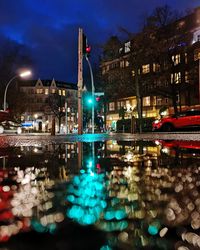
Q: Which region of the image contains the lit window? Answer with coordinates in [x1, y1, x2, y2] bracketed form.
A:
[132, 70, 135, 76]
[131, 99, 136, 106]
[117, 102, 121, 110]
[36, 88, 43, 94]
[62, 90, 66, 96]
[185, 71, 189, 83]
[59, 89, 62, 95]
[153, 63, 160, 72]
[171, 72, 181, 84]
[120, 61, 125, 68]
[125, 60, 129, 67]
[45, 88, 49, 95]
[142, 64, 150, 74]
[119, 47, 123, 53]
[157, 98, 162, 105]
[185, 53, 188, 64]
[124, 41, 131, 53]
[192, 29, 200, 44]
[51, 88, 56, 94]
[194, 48, 200, 61]
[109, 102, 115, 111]
[172, 54, 180, 65]
[143, 96, 150, 106]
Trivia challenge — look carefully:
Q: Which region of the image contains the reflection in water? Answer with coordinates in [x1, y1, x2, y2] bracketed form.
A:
[0, 140, 199, 249]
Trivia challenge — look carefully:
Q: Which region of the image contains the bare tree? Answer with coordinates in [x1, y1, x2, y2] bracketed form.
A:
[46, 94, 65, 133]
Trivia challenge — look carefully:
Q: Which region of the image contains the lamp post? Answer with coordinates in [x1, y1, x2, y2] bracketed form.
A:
[3, 70, 31, 111]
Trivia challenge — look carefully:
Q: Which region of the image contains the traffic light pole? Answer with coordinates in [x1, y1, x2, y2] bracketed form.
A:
[78, 28, 83, 135]
[85, 56, 95, 134]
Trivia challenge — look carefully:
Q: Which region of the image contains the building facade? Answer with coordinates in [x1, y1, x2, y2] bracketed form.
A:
[100, 7, 200, 130]
[18, 78, 77, 133]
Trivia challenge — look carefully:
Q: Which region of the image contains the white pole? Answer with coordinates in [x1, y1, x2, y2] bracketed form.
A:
[3, 75, 18, 111]
[65, 100, 68, 134]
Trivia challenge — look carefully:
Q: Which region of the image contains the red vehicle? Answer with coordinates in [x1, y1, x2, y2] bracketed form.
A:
[0, 111, 10, 123]
[152, 110, 200, 132]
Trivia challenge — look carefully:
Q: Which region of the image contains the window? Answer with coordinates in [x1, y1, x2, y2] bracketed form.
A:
[192, 28, 200, 44]
[119, 47, 123, 53]
[172, 54, 181, 65]
[171, 72, 181, 84]
[194, 49, 200, 61]
[131, 99, 136, 107]
[28, 89, 34, 94]
[109, 102, 115, 111]
[125, 60, 129, 67]
[45, 88, 49, 95]
[185, 53, 188, 64]
[120, 61, 125, 68]
[124, 41, 131, 53]
[36, 88, 43, 94]
[59, 89, 62, 95]
[117, 102, 121, 110]
[62, 90, 66, 96]
[142, 64, 150, 74]
[157, 98, 162, 106]
[102, 67, 106, 75]
[51, 88, 56, 94]
[165, 80, 169, 87]
[153, 63, 160, 72]
[143, 96, 150, 106]
[185, 71, 189, 83]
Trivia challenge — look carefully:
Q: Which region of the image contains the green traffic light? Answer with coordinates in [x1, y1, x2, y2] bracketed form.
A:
[88, 98, 93, 104]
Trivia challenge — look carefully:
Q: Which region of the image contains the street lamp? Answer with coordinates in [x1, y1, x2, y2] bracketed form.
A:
[3, 70, 32, 111]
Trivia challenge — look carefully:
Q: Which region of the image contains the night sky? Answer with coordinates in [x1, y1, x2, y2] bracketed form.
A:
[0, 0, 199, 83]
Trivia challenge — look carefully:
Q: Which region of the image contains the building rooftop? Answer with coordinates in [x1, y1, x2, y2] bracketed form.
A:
[19, 79, 77, 90]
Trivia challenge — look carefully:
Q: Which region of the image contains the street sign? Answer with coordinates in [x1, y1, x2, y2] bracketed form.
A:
[94, 92, 104, 96]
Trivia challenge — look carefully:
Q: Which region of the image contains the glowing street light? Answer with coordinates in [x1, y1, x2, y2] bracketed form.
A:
[3, 70, 32, 111]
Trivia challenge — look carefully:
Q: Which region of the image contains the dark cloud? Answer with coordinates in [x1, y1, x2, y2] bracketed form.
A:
[0, 0, 199, 83]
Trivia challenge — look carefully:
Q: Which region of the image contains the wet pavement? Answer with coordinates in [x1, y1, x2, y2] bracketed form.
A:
[0, 134, 199, 249]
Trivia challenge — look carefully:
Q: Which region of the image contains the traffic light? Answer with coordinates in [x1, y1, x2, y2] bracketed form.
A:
[95, 96, 100, 102]
[82, 33, 91, 57]
[83, 92, 96, 108]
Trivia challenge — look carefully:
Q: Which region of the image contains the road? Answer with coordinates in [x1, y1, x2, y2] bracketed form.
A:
[0, 132, 200, 147]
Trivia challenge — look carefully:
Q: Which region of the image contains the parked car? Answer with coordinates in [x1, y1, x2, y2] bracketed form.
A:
[0, 121, 22, 134]
[152, 109, 200, 132]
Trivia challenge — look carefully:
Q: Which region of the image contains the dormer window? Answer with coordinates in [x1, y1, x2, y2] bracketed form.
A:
[124, 41, 131, 53]
[36, 88, 43, 94]
[192, 29, 200, 44]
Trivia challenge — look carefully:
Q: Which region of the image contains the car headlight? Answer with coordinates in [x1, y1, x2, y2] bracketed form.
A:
[17, 127, 22, 134]
[154, 119, 160, 124]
